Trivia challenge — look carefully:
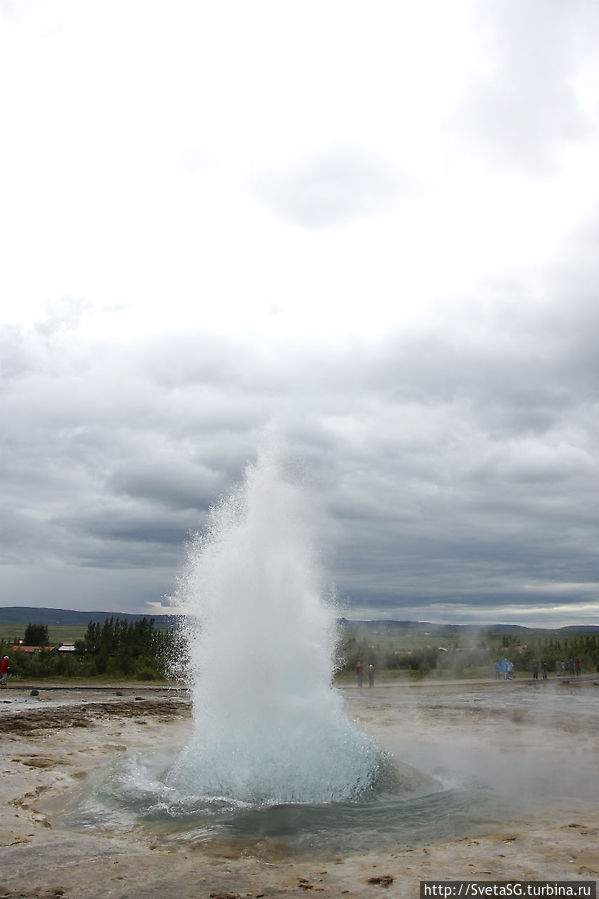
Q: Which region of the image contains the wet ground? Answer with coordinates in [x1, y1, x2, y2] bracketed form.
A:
[0, 677, 597, 898]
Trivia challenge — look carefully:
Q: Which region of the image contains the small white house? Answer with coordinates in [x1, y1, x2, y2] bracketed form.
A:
[58, 641, 76, 653]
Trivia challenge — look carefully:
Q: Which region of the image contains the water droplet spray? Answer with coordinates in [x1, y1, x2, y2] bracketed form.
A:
[166, 446, 383, 805]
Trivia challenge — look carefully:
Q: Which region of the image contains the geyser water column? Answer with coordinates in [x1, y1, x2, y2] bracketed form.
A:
[167, 449, 383, 806]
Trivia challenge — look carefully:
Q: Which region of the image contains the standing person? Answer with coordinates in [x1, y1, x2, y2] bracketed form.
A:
[575, 658, 581, 675]
[501, 658, 509, 679]
[368, 664, 375, 687]
[532, 659, 539, 679]
[0, 656, 9, 687]
[541, 659, 548, 680]
[356, 662, 363, 687]
[494, 659, 501, 679]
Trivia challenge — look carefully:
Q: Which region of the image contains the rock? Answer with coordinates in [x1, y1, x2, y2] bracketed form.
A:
[32, 812, 52, 827]
[30, 689, 39, 696]
[21, 757, 55, 768]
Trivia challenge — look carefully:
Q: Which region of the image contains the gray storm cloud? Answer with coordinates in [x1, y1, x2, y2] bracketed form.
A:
[2, 262, 598, 622]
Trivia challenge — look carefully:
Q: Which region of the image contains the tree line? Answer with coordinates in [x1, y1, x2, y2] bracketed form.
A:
[2, 617, 177, 680]
[3, 621, 598, 682]
[337, 631, 599, 678]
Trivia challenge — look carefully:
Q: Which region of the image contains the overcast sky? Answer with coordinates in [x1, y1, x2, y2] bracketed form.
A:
[2, 0, 599, 627]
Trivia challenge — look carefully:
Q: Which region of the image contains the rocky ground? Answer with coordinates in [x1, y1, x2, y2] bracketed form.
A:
[0, 678, 597, 898]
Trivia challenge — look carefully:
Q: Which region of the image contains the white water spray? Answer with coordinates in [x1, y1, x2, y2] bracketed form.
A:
[166, 449, 383, 805]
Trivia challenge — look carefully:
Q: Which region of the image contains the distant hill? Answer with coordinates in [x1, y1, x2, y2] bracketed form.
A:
[338, 618, 599, 636]
[556, 625, 599, 633]
[0, 606, 179, 629]
[1, 607, 597, 636]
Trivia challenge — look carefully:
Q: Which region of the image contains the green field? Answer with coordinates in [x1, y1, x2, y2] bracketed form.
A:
[0, 624, 88, 646]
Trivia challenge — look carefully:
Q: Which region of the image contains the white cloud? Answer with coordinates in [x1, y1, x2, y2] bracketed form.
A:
[459, 0, 599, 170]
[253, 144, 405, 228]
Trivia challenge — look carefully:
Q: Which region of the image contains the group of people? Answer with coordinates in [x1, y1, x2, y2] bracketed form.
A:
[557, 658, 582, 676]
[494, 658, 514, 679]
[355, 662, 375, 687]
[355, 655, 588, 686]
[534, 658, 583, 678]
[495, 659, 584, 680]
[495, 656, 585, 681]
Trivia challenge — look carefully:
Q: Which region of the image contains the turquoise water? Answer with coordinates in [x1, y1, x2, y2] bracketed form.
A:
[64, 746, 504, 855]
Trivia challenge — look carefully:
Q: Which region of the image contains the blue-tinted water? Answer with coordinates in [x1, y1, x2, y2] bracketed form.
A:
[63, 745, 504, 855]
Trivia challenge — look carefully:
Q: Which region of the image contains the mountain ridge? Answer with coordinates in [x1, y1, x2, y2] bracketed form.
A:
[0, 606, 597, 635]
[0, 606, 178, 628]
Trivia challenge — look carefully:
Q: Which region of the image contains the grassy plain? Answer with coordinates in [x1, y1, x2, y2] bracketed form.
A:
[0, 624, 88, 645]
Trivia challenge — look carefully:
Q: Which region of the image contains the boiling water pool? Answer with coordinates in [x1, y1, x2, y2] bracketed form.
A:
[57, 746, 505, 855]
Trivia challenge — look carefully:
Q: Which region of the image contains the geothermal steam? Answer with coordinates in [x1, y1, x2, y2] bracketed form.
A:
[167, 450, 382, 805]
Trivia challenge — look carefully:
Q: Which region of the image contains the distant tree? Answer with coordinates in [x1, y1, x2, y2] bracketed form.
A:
[84, 621, 99, 654]
[24, 623, 49, 646]
[81, 616, 168, 678]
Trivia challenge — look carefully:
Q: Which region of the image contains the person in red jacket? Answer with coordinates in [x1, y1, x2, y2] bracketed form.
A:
[356, 662, 363, 687]
[0, 656, 9, 686]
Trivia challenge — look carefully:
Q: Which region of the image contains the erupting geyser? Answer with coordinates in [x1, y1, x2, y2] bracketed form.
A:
[166, 449, 384, 806]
